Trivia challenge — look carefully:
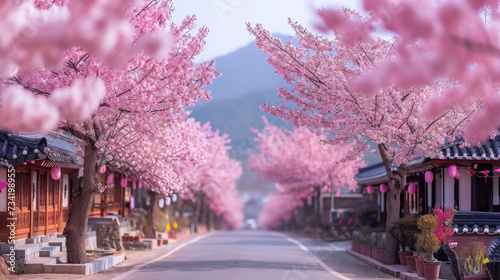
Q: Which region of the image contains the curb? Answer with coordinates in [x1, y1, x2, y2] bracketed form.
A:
[347, 249, 449, 280]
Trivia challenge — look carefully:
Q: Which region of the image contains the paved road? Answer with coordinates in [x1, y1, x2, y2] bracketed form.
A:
[101, 230, 395, 280]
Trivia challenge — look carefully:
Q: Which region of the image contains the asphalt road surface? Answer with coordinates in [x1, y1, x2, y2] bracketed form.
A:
[103, 230, 396, 280]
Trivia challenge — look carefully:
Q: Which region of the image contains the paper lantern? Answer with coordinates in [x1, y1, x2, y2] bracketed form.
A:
[425, 171, 434, 183]
[132, 181, 136, 190]
[50, 166, 61, 180]
[336, 191, 340, 197]
[129, 195, 135, 210]
[408, 183, 416, 194]
[455, 171, 460, 179]
[366, 185, 373, 194]
[0, 182, 7, 192]
[120, 178, 127, 188]
[172, 194, 177, 202]
[449, 165, 458, 178]
[380, 184, 387, 193]
[106, 173, 114, 185]
[98, 165, 106, 174]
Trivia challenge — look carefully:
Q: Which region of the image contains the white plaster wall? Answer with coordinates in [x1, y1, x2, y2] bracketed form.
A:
[459, 168, 471, 211]
[62, 174, 69, 208]
[427, 182, 432, 208]
[435, 170, 443, 206]
[32, 171, 37, 211]
[494, 174, 499, 206]
[444, 172, 455, 208]
[0, 169, 7, 211]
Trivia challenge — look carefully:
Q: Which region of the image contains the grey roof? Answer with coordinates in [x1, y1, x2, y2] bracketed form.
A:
[354, 162, 397, 185]
[453, 211, 500, 235]
[439, 135, 500, 161]
[0, 131, 79, 168]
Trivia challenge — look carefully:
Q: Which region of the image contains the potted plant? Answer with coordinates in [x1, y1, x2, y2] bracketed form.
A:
[415, 214, 441, 280]
[433, 205, 462, 280]
[390, 215, 419, 266]
[463, 241, 490, 280]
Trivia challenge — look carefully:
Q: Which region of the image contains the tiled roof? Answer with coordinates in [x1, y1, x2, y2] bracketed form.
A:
[439, 135, 500, 161]
[0, 131, 48, 167]
[354, 162, 396, 185]
[452, 211, 500, 235]
[0, 131, 79, 168]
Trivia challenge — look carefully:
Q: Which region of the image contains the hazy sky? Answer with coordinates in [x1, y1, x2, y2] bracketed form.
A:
[172, 0, 363, 62]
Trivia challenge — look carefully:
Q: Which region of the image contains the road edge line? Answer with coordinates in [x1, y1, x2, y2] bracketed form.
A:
[111, 232, 213, 280]
[276, 232, 353, 280]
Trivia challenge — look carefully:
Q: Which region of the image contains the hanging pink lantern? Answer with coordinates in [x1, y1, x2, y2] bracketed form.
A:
[132, 181, 136, 190]
[98, 165, 106, 174]
[120, 178, 127, 188]
[449, 165, 458, 178]
[408, 183, 416, 194]
[380, 184, 387, 193]
[366, 185, 373, 194]
[425, 171, 434, 183]
[51, 166, 61, 180]
[0, 182, 7, 192]
[336, 191, 340, 197]
[455, 171, 460, 179]
[106, 173, 114, 184]
[138, 181, 142, 188]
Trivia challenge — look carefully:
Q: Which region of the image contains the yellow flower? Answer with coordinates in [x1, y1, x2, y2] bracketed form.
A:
[483, 257, 490, 264]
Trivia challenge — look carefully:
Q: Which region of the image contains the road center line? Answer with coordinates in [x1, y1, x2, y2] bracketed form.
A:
[111, 233, 213, 280]
[276, 233, 353, 280]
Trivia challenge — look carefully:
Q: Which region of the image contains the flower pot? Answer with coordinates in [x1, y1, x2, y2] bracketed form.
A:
[406, 256, 418, 272]
[423, 260, 441, 280]
[464, 276, 490, 280]
[415, 258, 425, 277]
[398, 251, 414, 266]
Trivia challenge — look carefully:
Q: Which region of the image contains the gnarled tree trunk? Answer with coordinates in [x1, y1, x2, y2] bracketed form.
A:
[63, 144, 99, 264]
[385, 179, 402, 264]
[379, 144, 406, 265]
[145, 191, 159, 238]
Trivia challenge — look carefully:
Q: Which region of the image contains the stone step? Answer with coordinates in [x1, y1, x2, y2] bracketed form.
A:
[48, 240, 66, 252]
[25, 257, 58, 274]
[39, 246, 60, 257]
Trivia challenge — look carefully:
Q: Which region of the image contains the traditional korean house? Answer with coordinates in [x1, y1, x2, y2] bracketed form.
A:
[356, 136, 500, 256]
[0, 131, 80, 242]
[89, 171, 134, 217]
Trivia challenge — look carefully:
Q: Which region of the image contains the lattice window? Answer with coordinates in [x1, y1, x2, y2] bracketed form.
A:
[48, 178, 55, 206]
[21, 173, 28, 208]
[39, 173, 47, 207]
[15, 172, 21, 208]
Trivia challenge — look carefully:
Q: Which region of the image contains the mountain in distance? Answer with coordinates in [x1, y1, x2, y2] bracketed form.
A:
[199, 34, 295, 103]
[191, 35, 382, 194]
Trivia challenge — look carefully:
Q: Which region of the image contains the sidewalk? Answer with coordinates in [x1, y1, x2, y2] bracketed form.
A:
[347, 249, 450, 280]
[4, 233, 209, 279]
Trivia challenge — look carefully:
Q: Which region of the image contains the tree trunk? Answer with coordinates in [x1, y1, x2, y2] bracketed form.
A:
[384, 179, 402, 264]
[145, 191, 159, 238]
[378, 144, 407, 265]
[63, 144, 98, 264]
[444, 244, 464, 280]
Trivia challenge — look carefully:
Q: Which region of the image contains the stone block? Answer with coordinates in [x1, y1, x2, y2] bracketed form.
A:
[52, 264, 72, 274]
[71, 264, 86, 274]
[24, 263, 44, 274]
[44, 265, 53, 273]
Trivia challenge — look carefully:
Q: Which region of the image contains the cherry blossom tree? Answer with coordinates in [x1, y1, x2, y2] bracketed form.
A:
[315, 0, 500, 144]
[0, 0, 174, 132]
[174, 122, 244, 230]
[6, 0, 218, 263]
[250, 119, 363, 227]
[247, 11, 477, 264]
[249, 119, 362, 192]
